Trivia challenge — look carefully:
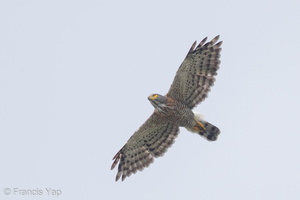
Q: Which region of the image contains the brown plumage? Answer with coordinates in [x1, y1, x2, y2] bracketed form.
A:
[111, 36, 222, 181]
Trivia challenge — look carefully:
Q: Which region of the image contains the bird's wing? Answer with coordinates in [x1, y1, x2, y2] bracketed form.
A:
[167, 36, 222, 109]
[111, 112, 179, 181]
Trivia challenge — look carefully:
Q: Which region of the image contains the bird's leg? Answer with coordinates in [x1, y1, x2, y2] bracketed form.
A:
[192, 121, 206, 133]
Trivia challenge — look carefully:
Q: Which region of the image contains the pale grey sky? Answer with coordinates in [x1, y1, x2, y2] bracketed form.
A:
[1, 0, 300, 200]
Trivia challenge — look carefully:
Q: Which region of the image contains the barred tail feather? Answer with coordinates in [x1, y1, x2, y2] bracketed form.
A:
[186, 112, 220, 141]
[198, 120, 220, 141]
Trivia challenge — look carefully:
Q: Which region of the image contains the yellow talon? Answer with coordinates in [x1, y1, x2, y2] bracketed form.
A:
[192, 122, 206, 133]
[197, 121, 206, 130]
[193, 126, 201, 132]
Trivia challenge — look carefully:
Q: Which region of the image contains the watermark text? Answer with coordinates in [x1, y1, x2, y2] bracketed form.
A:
[3, 187, 62, 196]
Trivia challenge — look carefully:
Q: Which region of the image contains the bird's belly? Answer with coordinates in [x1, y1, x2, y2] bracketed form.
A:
[166, 107, 194, 127]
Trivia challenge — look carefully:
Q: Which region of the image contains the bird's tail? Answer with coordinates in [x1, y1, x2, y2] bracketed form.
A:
[186, 112, 220, 141]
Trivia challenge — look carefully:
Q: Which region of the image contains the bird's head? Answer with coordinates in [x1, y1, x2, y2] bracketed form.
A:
[148, 94, 171, 114]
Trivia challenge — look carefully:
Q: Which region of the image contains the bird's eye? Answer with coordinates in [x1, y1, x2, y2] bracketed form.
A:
[149, 94, 158, 100]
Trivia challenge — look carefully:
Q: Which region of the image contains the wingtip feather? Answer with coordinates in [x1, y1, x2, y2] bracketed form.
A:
[189, 41, 197, 52]
[198, 37, 208, 47]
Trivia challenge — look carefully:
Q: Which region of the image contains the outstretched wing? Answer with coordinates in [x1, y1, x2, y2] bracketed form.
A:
[111, 112, 179, 181]
[167, 35, 222, 109]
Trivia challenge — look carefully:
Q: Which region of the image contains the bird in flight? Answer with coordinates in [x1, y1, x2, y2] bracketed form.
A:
[111, 36, 222, 181]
